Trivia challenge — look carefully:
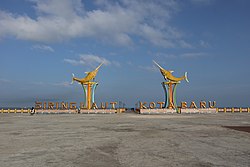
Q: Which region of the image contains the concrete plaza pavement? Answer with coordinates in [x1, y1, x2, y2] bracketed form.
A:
[0, 113, 249, 167]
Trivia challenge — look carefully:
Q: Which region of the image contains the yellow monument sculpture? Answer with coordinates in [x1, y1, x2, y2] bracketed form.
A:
[71, 63, 103, 109]
[153, 60, 189, 109]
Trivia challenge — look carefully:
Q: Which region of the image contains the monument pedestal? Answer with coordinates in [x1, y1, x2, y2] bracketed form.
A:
[82, 82, 98, 109]
[138, 109, 176, 114]
[80, 109, 117, 114]
[162, 81, 179, 109]
[180, 108, 217, 114]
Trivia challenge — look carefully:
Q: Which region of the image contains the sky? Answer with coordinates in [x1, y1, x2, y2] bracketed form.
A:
[0, 0, 250, 108]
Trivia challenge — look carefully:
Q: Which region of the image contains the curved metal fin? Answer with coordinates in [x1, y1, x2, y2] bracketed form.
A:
[71, 73, 75, 84]
[185, 72, 189, 83]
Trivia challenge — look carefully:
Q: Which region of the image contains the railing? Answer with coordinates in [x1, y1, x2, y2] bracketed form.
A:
[1, 108, 250, 113]
[1, 109, 31, 113]
[216, 108, 250, 113]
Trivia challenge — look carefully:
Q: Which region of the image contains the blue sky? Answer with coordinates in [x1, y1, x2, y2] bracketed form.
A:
[0, 0, 250, 108]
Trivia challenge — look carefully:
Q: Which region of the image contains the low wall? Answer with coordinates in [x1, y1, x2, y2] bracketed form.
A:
[80, 109, 117, 114]
[1, 109, 30, 113]
[35, 109, 77, 114]
[138, 108, 217, 114]
[1, 108, 249, 114]
[217, 108, 250, 113]
[139, 109, 177, 114]
[180, 108, 217, 114]
[33, 109, 118, 114]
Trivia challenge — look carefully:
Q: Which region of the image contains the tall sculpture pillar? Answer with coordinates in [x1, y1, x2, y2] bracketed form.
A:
[162, 82, 178, 109]
[82, 82, 98, 109]
[153, 60, 188, 111]
[71, 62, 103, 110]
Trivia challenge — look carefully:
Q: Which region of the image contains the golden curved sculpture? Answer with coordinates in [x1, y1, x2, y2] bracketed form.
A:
[71, 63, 103, 84]
[153, 60, 189, 83]
[71, 63, 103, 109]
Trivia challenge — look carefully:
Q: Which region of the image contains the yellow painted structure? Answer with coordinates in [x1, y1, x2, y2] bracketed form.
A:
[163, 81, 178, 109]
[84, 82, 97, 109]
[71, 63, 102, 110]
[153, 61, 189, 83]
[71, 63, 103, 84]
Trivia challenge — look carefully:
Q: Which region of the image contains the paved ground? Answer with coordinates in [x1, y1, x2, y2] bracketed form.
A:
[0, 113, 249, 167]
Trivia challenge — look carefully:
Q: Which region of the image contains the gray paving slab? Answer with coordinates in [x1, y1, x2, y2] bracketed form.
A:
[0, 113, 249, 167]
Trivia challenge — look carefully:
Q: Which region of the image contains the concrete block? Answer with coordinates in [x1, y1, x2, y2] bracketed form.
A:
[139, 109, 176, 114]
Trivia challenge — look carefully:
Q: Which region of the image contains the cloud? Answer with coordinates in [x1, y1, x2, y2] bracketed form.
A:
[199, 40, 210, 48]
[0, 0, 191, 48]
[31, 81, 71, 87]
[155, 52, 209, 59]
[138, 65, 158, 72]
[155, 52, 177, 59]
[139, 24, 176, 48]
[0, 78, 11, 84]
[64, 54, 120, 67]
[190, 0, 214, 5]
[180, 52, 208, 58]
[179, 40, 193, 49]
[111, 61, 121, 67]
[51, 81, 71, 87]
[32, 44, 54, 52]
